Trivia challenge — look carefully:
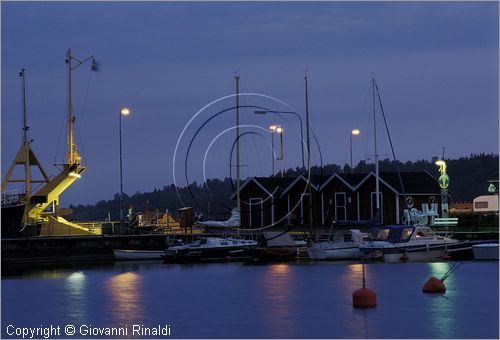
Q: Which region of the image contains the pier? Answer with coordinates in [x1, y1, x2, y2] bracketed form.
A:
[2, 225, 497, 268]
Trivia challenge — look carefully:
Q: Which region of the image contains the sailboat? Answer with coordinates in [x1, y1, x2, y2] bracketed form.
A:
[1, 49, 97, 237]
[358, 77, 466, 262]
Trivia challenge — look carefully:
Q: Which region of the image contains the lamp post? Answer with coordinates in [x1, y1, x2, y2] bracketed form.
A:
[268, 125, 284, 176]
[255, 110, 304, 170]
[119, 107, 130, 221]
[275, 125, 284, 177]
[269, 125, 277, 175]
[350, 129, 360, 173]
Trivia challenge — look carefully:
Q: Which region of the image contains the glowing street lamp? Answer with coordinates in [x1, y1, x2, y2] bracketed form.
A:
[119, 107, 131, 221]
[268, 125, 284, 176]
[350, 129, 361, 173]
[255, 110, 304, 169]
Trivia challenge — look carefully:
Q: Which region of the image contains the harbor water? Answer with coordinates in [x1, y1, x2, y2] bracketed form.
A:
[2, 261, 498, 339]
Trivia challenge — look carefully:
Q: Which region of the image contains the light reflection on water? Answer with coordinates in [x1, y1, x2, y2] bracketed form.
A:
[426, 262, 455, 338]
[106, 272, 144, 327]
[339, 263, 376, 339]
[2, 261, 498, 338]
[259, 263, 297, 338]
[65, 271, 88, 323]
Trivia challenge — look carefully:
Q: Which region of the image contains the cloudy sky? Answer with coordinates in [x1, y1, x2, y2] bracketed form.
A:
[2, 1, 498, 206]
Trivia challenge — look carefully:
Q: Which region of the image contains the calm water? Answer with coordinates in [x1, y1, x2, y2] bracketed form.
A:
[2, 260, 498, 339]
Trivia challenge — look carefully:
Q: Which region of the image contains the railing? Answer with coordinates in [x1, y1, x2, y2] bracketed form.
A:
[434, 217, 459, 226]
[1, 191, 21, 205]
[433, 217, 459, 231]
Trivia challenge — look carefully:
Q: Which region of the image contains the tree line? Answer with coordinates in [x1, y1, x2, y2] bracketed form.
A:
[68, 153, 498, 221]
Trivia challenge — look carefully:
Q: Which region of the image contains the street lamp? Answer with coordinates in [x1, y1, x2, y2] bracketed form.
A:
[119, 107, 130, 222]
[350, 129, 360, 173]
[268, 125, 284, 177]
[255, 110, 304, 170]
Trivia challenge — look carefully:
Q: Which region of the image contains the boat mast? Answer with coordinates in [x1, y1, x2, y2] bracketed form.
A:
[66, 48, 74, 166]
[20, 69, 31, 201]
[373, 76, 380, 223]
[235, 76, 241, 232]
[304, 75, 314, 230]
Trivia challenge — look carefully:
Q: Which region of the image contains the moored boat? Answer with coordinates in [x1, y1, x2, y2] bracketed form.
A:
[472, 243, 499, 260]
[250, 231, 309, 262]
[308, 229, 367, 260]
[161, 237, 258, 263]
[359, 225, 470, 262]
[113, 249, 164, 261]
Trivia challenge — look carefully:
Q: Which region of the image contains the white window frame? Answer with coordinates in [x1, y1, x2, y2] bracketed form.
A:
[300, 193, 311, 224]
[334, 192, 347, 221]
[249, 198, 264, 227]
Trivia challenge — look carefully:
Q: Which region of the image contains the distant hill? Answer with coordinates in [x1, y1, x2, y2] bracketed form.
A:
[68, 153, 498, 221]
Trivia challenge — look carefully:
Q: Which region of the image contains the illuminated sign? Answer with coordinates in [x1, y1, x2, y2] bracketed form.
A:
[439, 174, 450, 189]
[488, 183, 497, 193]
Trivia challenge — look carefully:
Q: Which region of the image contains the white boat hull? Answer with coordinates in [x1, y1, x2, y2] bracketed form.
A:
[308, 242, 361, 260]
[472, 244, 499, 260]
[113, 249, 163, 261]
[382, 248, 449, 263]
[361, 240, 470, 263]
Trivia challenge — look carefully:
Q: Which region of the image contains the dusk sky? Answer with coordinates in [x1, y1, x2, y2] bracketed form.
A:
[1, 1, 498, 207]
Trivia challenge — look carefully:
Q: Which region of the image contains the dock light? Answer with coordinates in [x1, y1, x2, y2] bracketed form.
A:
[119, 106, 131, 221]
[276, 126, 284, 134]
[269, 125, 277, 132]
[255, 110, 305, 169]
[350, 129, 361, 173]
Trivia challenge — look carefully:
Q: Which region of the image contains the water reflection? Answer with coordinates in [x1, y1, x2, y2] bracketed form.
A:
[426, 262, 455, 338]
[65, 271, 88, 322]
[428, 262, 451, 279]
[260, 263, 297, 338]
[106, 272, 144, 326]
[340, 263, 373, 338]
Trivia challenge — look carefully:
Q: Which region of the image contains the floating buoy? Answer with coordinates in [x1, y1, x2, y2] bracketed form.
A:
[353, 287, 377, 308]
[400, 253, 409, 262]
[353, 262, 377, 308]
[422, 276, 446, 293]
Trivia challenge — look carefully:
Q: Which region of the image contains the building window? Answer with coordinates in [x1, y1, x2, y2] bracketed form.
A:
[475, 201, 489, 209]
[249, 198, 264, 227]
[334, 192, 346, 221]
[300, 193, 311, 224]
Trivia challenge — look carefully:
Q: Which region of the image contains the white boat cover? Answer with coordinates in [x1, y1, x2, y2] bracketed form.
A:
[262, 231, 296, 247]
[198, 208, 240, 228]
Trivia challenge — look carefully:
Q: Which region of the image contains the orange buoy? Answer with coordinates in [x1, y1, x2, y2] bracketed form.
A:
[353, 262, 377, 308]
[400, 253, 409, 262]
[422, 276, 446, 293]
[353, 287, 377, 308]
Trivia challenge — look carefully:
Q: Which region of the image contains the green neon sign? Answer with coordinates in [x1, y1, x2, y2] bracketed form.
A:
[439, 174, 450, 189]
